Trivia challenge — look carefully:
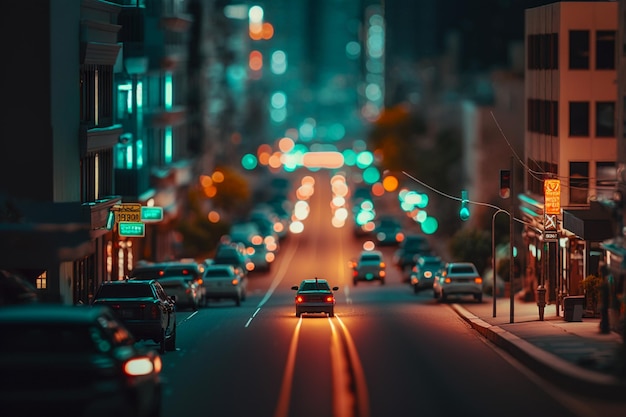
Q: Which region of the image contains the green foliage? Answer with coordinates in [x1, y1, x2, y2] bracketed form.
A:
[448, 227, 491, 275]
[175, 216, 229, 259]
[580, 274, 604, 313]
[496, 256, 521, 282]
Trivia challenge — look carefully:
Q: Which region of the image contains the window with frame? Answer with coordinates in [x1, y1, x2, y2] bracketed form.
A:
[569, 161, 589, 204]
[596, 30, 616, 70]
[569, 30, 589, 69]
[595, 101, 615, 137]
[596, 161, 617, 201]
[569, 101, 589, 137]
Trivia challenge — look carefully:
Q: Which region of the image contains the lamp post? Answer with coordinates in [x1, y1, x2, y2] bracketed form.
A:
[492, 208, 509, 317]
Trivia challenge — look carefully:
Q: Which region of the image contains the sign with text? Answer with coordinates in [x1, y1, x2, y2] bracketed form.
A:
[141, 206, 163, 222]
[544, 179, 561, 215]
[118, 222, 145, 237]
[114, 203, 142, 223]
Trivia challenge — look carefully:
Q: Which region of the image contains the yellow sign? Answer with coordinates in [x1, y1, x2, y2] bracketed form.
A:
[544, 179, 561, 215]
[113, 203, 142, 223]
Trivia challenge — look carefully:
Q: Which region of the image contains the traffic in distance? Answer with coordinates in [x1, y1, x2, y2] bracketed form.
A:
[1, 170, 623, 417]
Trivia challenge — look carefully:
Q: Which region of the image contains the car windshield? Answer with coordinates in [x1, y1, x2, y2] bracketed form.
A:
[300, 281, 330, 291]
[360, 254, 381, 262]
[96, 284, 153, 298]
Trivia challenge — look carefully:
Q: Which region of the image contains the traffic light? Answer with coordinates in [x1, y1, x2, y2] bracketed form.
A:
[459, 190, 470, 221]
[500, 170, 511, 199]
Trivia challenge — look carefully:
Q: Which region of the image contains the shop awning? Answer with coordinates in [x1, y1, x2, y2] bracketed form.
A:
[562, 201, 615, 242]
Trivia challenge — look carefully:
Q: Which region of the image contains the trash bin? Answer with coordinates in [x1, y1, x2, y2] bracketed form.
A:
[563, 295, 585, 322]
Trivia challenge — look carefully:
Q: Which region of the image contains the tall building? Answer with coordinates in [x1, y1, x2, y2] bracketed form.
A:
[521, 1, 618, 305]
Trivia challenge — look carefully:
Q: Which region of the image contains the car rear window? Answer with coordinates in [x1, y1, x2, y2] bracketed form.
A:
[450, 265, 476, 274]
[96, 284, 154, 298]
[361, 254, 381, 261]
[0, 324, 98, 353]
[301, 282, 330, 291]
[204, 268, 231, 278]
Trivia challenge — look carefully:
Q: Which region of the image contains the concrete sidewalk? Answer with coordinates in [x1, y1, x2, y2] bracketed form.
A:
[449, 295, 626, 399]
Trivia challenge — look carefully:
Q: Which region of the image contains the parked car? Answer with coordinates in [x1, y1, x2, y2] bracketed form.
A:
[410, 254, 443, 293]
[153, 276, 200, 311]
[92, 279, 177, 353]
[129, 260, 203, 310]
[201, 264, 247, 306]
[350, 249, 386, 285]
[373, 215, 404, 246]
[0, 269, 38, 306]
[433, 262, 484, 302]
[0, 304, 163, 417]
[393, 234, 432, 281]
[291, 278, 339, 317]
[247, 236, 275, 272]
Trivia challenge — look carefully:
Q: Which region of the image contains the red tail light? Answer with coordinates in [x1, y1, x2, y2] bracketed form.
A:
[296, 296, 304, 303]
[475, 277, 483, 284]
[325, 296, 334, 303]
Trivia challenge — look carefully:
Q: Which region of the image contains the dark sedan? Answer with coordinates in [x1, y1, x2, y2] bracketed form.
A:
[291, 278, 339, 317]
[0, 304, 163, 417]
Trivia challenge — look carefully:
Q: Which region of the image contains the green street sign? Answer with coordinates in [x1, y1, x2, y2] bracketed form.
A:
[118, 222, 145, 237]
[141, 206, 163, 222]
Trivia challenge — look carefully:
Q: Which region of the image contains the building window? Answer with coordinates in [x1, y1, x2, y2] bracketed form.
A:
[596, 30, 616, 70]
[569, 30, 589, 70]
[596, 101, 615, 137]
[596, 161, 617, 201]
[569, 102, 589, 137]
[527, 33, 558, 70]
[569, 161, 589, 204]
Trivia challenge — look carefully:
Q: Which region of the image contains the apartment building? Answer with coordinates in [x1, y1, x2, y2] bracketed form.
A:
[522, 1, 618, 304]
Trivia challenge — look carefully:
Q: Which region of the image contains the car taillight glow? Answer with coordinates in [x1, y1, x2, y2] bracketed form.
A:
[380, 262, 386, 268]
[444, 278, 451, 284]
[424, 271, 432, 278]
[296, 295, 304, 303]
[124, 357, 156, 376]
[325, 296, 334, 303]
[475, 277, 483, 284]
[379, 270, 386, 277]
[231, 278, 239, 286]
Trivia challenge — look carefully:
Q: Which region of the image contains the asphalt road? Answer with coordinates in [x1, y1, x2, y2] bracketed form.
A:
[157, 170, 623, 417]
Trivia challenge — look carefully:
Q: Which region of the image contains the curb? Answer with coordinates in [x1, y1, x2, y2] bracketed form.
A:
[451, 304, 626, 400]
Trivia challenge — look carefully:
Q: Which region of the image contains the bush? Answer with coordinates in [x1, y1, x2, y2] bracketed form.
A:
[448, 228, 491, 275]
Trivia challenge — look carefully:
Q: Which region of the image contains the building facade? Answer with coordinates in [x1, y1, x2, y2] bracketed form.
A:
[523, 1, 618, 309]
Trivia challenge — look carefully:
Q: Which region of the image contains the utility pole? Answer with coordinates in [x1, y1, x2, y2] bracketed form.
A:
[509, 156, 515, 323]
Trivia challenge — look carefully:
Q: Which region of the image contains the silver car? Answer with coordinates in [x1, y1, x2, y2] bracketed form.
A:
[433, 262, 483, 302]
[201, 264, 247, 306]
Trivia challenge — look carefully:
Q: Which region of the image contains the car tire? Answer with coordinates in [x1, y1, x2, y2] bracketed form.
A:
[380, 279, 385, 285]
[475, 293, 483, 303]
[440, 291, 447, 302]
[413, 285, 419, 294]
[296, 310, 301, 318]
[353, 278, 358, 286]
[235, 295, 241, 306]
[165, 324, 176, 352]
[329, 309, 334, 317]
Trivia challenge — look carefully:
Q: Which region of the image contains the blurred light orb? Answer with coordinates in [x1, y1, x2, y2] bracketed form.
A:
[346, 41, 361, 59]
[278, 137, 294, 152]
[270, 108, 287, 123]
[241, 153, 257, 170]
[356, 151, 374, 168]
[289, 221, 304, 234]
[371, 182, 384, 197]
[331, 217, 345, 228]
[212, 171, 224, 183]
[362, 166, 380, 184]
[271, 91, 287, 109]
[334, 207, 348, 221]
[362, 241, 375, 251]
[383, 175, 398, 192]
[207, 211, 220, 223]
[421, 216, 438, 234]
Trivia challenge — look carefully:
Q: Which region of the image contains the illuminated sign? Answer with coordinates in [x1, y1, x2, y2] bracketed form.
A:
[141, 206, 163, 222]
[544, 179, 561, 215]
[118, 222, 145, 237]
[113, 203, 142, 223]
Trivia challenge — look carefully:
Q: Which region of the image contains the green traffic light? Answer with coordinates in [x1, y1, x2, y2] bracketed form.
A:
[459, 190, 470, 221]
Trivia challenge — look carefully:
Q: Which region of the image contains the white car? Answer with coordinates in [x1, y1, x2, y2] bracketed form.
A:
[200, 264, 247, 306]
[433, 262, 483, 302]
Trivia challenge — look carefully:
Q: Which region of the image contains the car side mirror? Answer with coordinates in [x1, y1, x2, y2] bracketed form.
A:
[291, 286, 299, 290]
[332, 286, 339, 291]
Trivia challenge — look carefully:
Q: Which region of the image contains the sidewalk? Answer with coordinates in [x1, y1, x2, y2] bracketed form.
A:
[449, 295, 626, 399]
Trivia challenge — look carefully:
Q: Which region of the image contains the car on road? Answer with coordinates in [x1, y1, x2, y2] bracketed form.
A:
[213, 242, 254, 276]
[92, 279, 177, 353]
[0, 304, 163, 417]
[129, 259, 205, 306]
[393, 234, 432, 281]
[351, 249, 386, 285]
[409, 254, 443, 293]
[291, 278, 339, 317]
[433, 262, 484, 302]
[154, 276, 200, 311]
[373, 215, 404, 246]
[200, 264, 247, 306]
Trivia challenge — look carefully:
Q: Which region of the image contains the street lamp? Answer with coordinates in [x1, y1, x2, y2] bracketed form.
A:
[492, 208, 509, 317]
